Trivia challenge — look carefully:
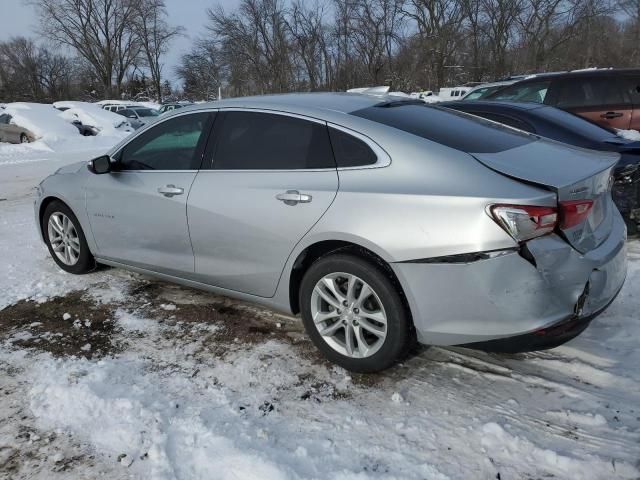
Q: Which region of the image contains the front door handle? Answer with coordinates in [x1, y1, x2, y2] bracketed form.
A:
[600, 111, 623, 119]
[157, 184, 184, 197]
[276, 190, 312, 206]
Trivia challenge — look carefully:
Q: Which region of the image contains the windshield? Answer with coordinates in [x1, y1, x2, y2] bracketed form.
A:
[133, 108, 160, 117]
[464, 85, 505, 100]
[490, 81, 551, 103]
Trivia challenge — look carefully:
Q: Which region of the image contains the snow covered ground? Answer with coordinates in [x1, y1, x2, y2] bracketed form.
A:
[0, 145, 639, 479]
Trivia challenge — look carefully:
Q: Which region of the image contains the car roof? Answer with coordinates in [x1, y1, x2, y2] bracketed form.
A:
[179, 93, 387, 117]
[510, 68, 640, 84]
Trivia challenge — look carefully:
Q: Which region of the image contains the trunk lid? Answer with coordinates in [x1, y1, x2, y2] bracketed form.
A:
[473, 139, 620, 253]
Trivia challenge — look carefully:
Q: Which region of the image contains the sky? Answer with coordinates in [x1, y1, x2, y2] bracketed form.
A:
[0, 0, 238, 87]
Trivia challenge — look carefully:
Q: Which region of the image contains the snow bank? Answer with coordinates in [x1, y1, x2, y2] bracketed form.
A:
[4, 103, 79, 142]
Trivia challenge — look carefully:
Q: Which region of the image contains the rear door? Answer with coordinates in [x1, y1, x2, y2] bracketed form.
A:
[552, 75, 631, 130]
[187, 110, 339, 297]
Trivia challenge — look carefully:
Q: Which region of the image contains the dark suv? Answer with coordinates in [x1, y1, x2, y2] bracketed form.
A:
[486, 69, 640, 131]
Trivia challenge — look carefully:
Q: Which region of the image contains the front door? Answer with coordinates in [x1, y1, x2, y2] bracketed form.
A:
[188, 110, 339, 297]
[86, 111, 214, 276]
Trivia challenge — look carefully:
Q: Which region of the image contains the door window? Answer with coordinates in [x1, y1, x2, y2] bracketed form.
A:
[119, 112, 212, 170]
[0, 114, 9, 124]
[328, 128, 378, 167]
[490, 81, 551, 104]
[555, 77, 626, 108]
[212, 111, 335, 170]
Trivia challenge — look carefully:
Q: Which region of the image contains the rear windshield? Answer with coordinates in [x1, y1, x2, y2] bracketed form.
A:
[351, 103, 534, 153]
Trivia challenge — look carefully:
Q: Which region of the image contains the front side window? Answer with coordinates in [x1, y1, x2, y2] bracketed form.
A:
[490, 81, 551, 104]
[0, 114, 10, 124]
[212, 111, 335, 170]
[119, 112, 212, 170]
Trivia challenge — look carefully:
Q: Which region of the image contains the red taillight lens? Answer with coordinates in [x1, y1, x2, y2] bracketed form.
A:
[559, 200, 593, 229]
[490, 204, 558, 242]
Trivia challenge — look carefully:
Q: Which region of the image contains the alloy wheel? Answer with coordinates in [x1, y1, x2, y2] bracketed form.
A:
[310, 272, 388, 358]
[47, 212, 81, 266]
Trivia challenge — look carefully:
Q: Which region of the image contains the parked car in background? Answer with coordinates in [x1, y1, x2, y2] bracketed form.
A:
[461, 80, 517, 100]
[441, 100, 640, 233]
[54, 101, 134, 136]
[115, 107, 160, 129]
[159, 103, 190, 115]
[486, 69, 640, 132]
[35, 94, 626, 372]
[0, 113, 35, 143]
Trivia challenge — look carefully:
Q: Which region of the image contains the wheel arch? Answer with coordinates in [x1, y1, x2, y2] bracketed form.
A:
[287, 239, 413, 328]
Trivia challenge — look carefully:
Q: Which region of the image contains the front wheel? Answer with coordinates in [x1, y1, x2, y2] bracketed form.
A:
[20, 133, 29, 143]
[299, 253, 413, 373]
[42, 201, 95, 274]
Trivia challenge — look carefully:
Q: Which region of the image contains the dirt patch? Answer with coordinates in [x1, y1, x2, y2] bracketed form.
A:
[0, 291, 118, 359]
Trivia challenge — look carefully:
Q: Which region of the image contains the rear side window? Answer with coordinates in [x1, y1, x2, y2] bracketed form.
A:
[119, 112, 212, 170]
[328, 128, 377, 167]
[352, 104, 533, 154]
[490, 81, 551, 103]
[555, 77, 627, 108]
[212, 111, 335, 170]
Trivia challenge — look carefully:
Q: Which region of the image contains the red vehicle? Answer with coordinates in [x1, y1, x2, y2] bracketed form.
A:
[486, 69, 640, 132]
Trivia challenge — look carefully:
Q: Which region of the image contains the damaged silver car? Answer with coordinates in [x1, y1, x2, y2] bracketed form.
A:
[34, 93, 627, 372]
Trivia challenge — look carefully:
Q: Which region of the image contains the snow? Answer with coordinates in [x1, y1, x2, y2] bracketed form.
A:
[0, 143, 639, 479]
[4, 102, 79, 142]
[615, 129, 640, 141]
[0, 103, 128, 167]
[54, 101, 134, 136]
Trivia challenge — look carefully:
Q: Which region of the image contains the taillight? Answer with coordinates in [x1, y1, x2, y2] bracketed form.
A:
[559, 200, 593, 229]
[490, 204, 558, 242]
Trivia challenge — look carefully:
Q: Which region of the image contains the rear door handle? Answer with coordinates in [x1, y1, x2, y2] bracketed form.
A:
[157, 184, 184, 197]
[600, 111, 623, 119]
[276, 190, 312, 205]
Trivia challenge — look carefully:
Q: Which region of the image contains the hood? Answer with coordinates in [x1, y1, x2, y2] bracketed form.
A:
[55, 161, 86, 175]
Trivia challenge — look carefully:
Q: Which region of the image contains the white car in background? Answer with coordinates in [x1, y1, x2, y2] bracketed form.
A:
[53, 101, 134, 136]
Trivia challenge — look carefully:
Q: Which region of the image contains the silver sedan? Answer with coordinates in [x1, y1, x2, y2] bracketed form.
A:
[34, 93, 627, 372]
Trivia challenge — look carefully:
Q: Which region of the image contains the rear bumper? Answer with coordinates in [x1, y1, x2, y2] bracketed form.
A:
[391, 213, 627, 346]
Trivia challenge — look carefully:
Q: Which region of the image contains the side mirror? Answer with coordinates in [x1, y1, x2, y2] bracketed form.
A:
[87, 155, 112, 174]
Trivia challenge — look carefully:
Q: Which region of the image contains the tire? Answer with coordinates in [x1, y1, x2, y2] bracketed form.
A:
[299, 253, 413, 373]
[42, 200, 95, 274]
[20, 133, 29, 143]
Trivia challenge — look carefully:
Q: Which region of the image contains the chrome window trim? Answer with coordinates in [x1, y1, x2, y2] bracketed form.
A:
[109, 106, 391, 173]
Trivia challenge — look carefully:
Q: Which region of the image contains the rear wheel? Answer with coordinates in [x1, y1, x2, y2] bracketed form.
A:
[43, 201, 95, 274]
[299, 253, 412, 373]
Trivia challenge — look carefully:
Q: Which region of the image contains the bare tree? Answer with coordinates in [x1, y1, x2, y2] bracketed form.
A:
[176, 40, 223, 100]
[403, 0, 465, 87]
[32, 0, 140, 97]
[133, 0, 183, 101]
